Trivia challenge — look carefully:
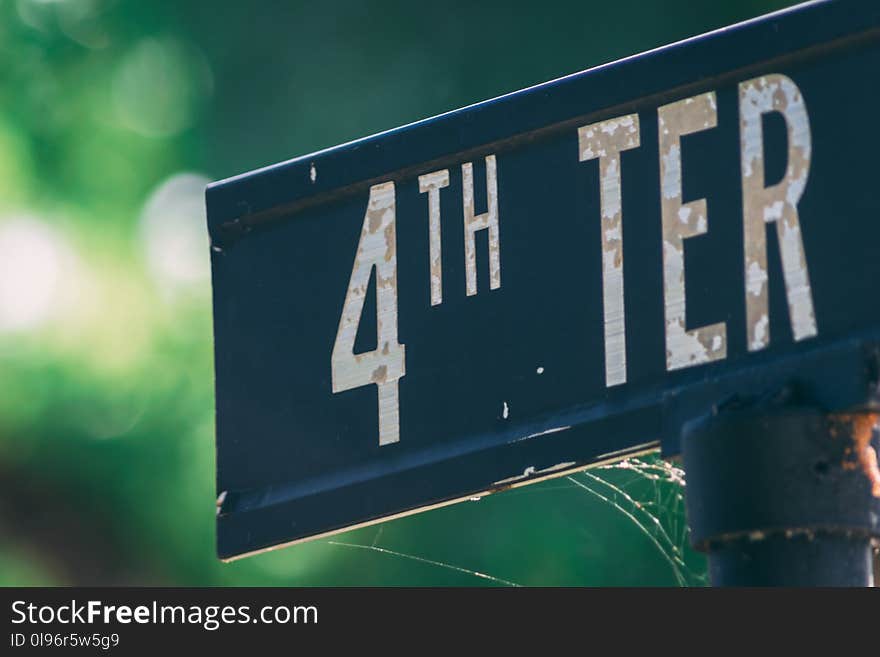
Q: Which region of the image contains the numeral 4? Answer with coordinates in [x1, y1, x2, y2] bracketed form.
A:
[331, 182, 406, 445]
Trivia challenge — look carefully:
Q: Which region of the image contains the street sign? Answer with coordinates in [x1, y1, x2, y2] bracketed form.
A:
[209, 0, 880, 560]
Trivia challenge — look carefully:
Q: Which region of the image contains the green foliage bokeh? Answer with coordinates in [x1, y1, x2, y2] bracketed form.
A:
[0, 0, 795, 586]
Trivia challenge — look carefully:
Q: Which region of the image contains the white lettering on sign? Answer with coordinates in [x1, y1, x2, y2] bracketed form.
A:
[331, 182, 406, 446]
[740, 74, 817, 351]
[463, 155, 501, 296]
[418, 169, 450, 306]
[578, 113, 641, 387]
[659, 92, 728, 371]
[330, 74, 820, 447]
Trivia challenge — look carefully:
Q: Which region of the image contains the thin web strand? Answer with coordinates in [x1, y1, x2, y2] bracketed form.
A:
[566, 473, 689, 586]
[328, 540, 522, 587]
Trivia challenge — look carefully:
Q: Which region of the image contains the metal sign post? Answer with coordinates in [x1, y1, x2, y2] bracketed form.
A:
[208, 0, 880, 581]
[683, 394, 879, 586]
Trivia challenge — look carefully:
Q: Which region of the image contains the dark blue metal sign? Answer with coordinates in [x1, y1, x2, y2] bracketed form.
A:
[209, 0, 880, 560]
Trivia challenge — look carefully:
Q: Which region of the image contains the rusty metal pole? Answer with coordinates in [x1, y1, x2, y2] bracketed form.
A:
[681, 399, 880, 586]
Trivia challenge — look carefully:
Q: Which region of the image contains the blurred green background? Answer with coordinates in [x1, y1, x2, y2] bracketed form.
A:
[0, 0, 798, 586]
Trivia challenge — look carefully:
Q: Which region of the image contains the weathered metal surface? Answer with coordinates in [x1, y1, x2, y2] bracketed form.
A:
[578, 114, 640, 387]
[417, 170, 449, 306]
[330, 182, 405, 446]
[831, 412, 880, 498]
[658, 92, 728, 371]
[209, 0, 880, 559]
[462, 155, 501, 297]
[681, 405, 880, 586]
[740, 74, 817, 352]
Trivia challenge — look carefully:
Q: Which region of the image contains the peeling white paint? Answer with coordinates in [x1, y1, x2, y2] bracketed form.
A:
[578, 113, 641, 388]
[658, 92, 727, 372]
[462, 155, 501, 296]
[502, 401, 509, 420]
[752, 314, 769, 351]
[746, 260, 768, 297]
[739, 74, 817, 351]
[331, 182, 406, 446]
[536, 366, 544, 375]
[309, 163, 316, 183]
[418, 169, 450, 306]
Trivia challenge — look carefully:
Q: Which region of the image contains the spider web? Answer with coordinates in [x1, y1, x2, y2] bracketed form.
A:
[567, 455, 706, 586]
[329, 451, 707, 586]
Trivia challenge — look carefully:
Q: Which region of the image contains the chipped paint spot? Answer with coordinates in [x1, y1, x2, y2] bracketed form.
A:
[502, 401, 509, 420]
[740, 74, 817, 351]
[462, 155, 501, 296]
[513, 425, 572, 442]
[216, 490, 227, 516]
[746, 260, 768, 298]
[752, 314, 769, 351]
[309, 163, 317, 183]
[419, 169, 450, 306]
[528, 425, 571, 439]
[331, 182, 406, 446]
[371, 364, 388, 384]
[492, 461, 577, 486]
[578, 113, 640, 388]
[658, 92, 727, 371]
[536, 366, 544, 375]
